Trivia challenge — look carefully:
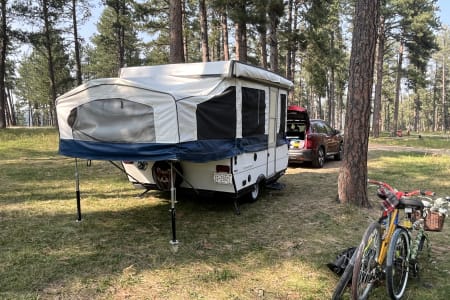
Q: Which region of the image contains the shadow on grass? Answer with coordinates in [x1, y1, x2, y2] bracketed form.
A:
[2, 145, 450, 299]
[1, 168, 347, 298]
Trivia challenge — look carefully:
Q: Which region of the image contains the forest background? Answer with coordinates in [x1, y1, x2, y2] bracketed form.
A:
[0, 0, 449, 138]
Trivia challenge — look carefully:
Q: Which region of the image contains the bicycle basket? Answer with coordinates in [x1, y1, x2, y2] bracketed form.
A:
[424, 212, 445, 232]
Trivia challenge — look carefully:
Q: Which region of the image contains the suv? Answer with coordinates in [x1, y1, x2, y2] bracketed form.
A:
[286, 106, 343, 168]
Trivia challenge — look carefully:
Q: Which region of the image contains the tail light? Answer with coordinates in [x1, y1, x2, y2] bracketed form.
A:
[216, 165, 230, 173]
[305, 136, 314, 149]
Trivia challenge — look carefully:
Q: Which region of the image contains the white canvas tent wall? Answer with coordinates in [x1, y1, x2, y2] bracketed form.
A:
[57, 60, 293, 162]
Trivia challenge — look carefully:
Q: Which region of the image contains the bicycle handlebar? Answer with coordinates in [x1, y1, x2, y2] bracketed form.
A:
[368, 179, 435, 198]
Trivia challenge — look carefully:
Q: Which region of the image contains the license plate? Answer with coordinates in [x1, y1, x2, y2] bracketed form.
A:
[405, 207, 412, 213]
[214, 173, 233, 184]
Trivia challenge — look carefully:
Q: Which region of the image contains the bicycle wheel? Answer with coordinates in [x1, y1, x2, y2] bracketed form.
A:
[410, 233, 430, 278]
[386, 227, 410, 300]
[331, 247, 358, 300]
[351, 221, 382, 300]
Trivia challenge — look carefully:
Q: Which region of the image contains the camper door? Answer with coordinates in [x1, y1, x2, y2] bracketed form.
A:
[267, 88, 288, 176]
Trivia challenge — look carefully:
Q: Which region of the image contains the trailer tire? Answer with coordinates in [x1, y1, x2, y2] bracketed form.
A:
[152, 161, 183, 191]
[247, 177, 264, 202]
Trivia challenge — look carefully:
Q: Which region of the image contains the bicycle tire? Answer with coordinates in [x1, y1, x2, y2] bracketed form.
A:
[331, 246, 358, 300]
[411, 233, 430, 278]
[351, 221, 382, 300]
[386, 227, 410, 300]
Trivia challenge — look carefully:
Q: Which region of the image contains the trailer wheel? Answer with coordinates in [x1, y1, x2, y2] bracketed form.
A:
[248, 183, 260, 202]
[247, 178, 264, 202]
[152, 161, 183, 191]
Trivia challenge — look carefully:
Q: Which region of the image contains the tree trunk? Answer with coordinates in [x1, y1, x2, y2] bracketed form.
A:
[432, 62, 438, 131]
[290, 2, 299, 104]
[285, 0, 293, 80]
[0, 0, 7, 128]
[337, 0, 379, 207]
[182, 0, 188, 62]
[199, 0, 209, 62]
[221, 11, 229, 61]
[42, 0, 58, 127]
[329, 66, 335, 126]
[111, 0, 125, 70]
[393, 41, 403, 136]
[72, 0, 82, 85]
[235, 22, 246, 62]
[268, 11, 279, 73]
[414, 93, 420, 131]
[214, 27, 221, 61]
[6, 86, 16, 125]
[257, 20, 268, 68]
[169, 0, 185, 63]
[443, 54, 447, 132]
[373, 14, 385, 138]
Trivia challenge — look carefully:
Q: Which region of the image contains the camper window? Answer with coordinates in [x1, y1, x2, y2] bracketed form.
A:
[70, 98, 156, 143]
[196, 86, 237, 140]
[242, 87, 265, 137]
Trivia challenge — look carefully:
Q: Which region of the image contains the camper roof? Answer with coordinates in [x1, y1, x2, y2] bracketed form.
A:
[119, 60, 293, 99]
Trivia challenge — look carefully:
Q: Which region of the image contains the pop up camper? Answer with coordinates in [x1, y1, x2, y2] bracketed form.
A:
[56, 60, 293, 242]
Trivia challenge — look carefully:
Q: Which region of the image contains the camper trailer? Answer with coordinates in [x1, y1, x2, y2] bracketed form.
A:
[56, 60, 293, 201]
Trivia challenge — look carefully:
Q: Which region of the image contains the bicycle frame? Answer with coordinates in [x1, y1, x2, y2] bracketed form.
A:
[350, 180, 434, 300]
[377, 208, 399, 266]
[334, 180, 444, 300]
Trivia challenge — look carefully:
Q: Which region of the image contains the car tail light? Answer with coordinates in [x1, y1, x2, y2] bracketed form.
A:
[305, 136, 314, 149]
[216, 165, 230, 173]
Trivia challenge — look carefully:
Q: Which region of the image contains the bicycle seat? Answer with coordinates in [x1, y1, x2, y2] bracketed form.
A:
[398, 197, 424, 209]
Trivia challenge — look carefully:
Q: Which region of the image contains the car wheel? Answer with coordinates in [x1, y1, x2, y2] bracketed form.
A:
[334, 143, 343, 161]
[312, 147, 325, 168]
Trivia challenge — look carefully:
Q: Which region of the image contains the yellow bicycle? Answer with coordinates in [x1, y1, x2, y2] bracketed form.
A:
[352, 180, 437, 300]
[332, 179, 447, 300]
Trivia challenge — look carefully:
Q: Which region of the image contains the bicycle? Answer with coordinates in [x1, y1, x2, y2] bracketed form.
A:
[332, 179, 448, 300]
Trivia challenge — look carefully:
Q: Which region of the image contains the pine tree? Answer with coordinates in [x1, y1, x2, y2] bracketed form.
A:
[337, 0, 380, 207]
[16, 34, 73, 126]
[88, 1, 141, 78]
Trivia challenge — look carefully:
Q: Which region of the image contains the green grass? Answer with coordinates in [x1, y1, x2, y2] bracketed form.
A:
[371, 132, 450, 149]
[1, 128, 450, 299]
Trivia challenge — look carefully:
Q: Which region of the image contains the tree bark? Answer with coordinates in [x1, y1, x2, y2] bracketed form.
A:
[373, 14, 385, 138]
[443, 53, 447, 132]
[432, 62, 438, 132]
[199, 0, 209, 62]
[42, 0, 57, 127]
[182, 0, 188, 62]
[221, 11, 229, 61]
[337, 0, 379, 207]
[0, 0, 8, 128]
[393, 41, 403, 135]
[414, 93, 420, 131]
[235, 22, 246, 62]
[6, 86, 16, 125]
[259, 29, 267, 68]
[72, 0, 82, 85]
[169, 0, 185, 63]
[329, 65, 335, 126]
[268, 11, 279, 73]
[285, 0, 293, 80]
